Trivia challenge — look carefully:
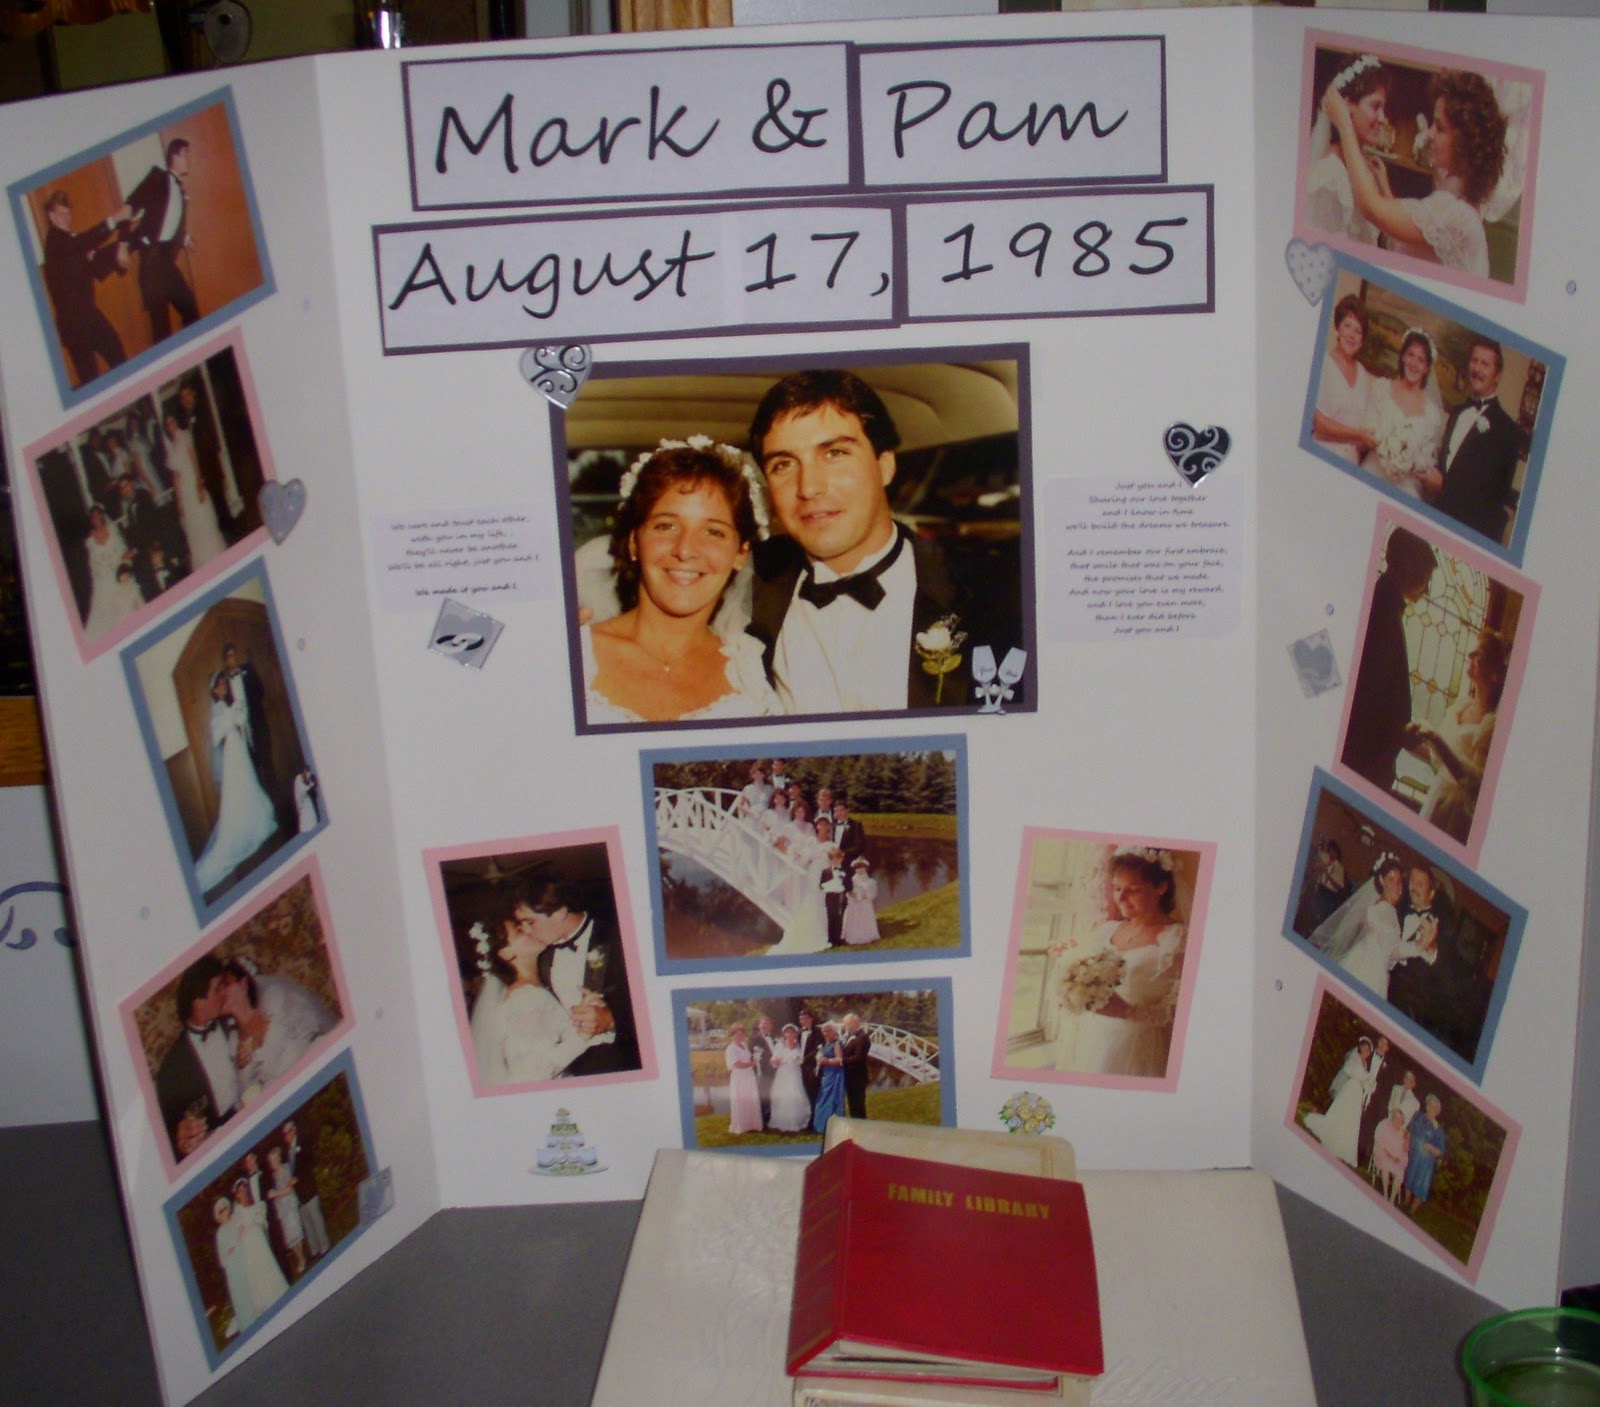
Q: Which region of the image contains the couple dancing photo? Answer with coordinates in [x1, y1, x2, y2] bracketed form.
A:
[170, 1062, 372, 1360]
[19, 95, 271, 398]
[647, 744, 963, 965]
[1292, 989, 1513, 1273]
[998, 832, 1211, 1086]
[564, 357, 1027, 729]
[127, 567, 322, 914]
[432, 839, 647, 1092]
[131, 871, 347, 1165]
[1288, 773, 1518, 1074]
[1306, 266, 1554, 554]
[682, 987, 946, 1149]
[31, 342, 271, 654]
[1339, 517, 1531, 850]
[1300, 40, 1539, 290]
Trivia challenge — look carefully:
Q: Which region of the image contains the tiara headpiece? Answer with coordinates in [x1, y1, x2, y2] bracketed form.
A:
[1112, 845, 1176, 873]
[619, 435, 770, 540]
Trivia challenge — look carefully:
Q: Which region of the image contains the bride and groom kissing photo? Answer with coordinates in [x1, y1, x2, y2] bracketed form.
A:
[431, 838, 649, 1094]
[563, 356, 1028, 730]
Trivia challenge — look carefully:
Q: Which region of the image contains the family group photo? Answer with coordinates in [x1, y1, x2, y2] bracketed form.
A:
[428, 834, 650, 1094]
[1285, 770, 1520, 1078]
[1297, 35, 1542, 293]
[1337, 512, 1534, 859]
[1290, 985, 1516, 1277]
[12, 92, 271, 401]
[996, 831, 1211, 1088]
[556, 352, 1030, 731]
[167, 1059, 373, 1364]
[29, 338, 272, 657]
[643, 740, 965, 967]
[124, 564, 323, 917]
[674, 984, 948, 1152]
[123, 865, 350, 1170]
[1303, 260, 1557, 559]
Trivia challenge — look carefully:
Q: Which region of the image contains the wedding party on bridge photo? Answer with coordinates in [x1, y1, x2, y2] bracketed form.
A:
[1299, 259, 1558, 562]
[1283, 769, 1521, 1080]
[556, 350, 1031, 732]
[1336, 510, 1535, 863]
[1288, 983, 1517, 1279]
[27, 336, 274, 659]
[671, 981, 951, 1153]
[123, 563, 324, 920]
[427, 831, 653, 1094]
[994, 829, 1213, 1090]
[165, 1055, 376, 1366]
[121, 863, 351, 1174]
[12, 91, 273, 402]
[1295, 33, 1543, 296]
[642, 738, 967, 971]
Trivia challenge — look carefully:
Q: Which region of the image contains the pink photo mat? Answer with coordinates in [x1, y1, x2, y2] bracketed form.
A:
[22, 326, 275, 664]
[423, 826, 658, 1098]
[115, 854, 352, 1182]
[1332, 504, 1538, 869]
[1293, 28, 1544, 304]
[1284, 975, 1520, 1284]
[990, 826, 1216, 1093]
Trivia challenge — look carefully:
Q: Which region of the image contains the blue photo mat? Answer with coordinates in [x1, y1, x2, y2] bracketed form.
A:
[7, 86, 276, 411]
[1280, 767, 1524, 1084]
[161, 1048, 377, 1370]
[118, 557, 326, 927]
[1296, 252, 1562, 568]
[639, 732, 970, 974]
[670, 975, 956, 1156]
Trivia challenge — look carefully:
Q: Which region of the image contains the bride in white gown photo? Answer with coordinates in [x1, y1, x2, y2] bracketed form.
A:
[582, 438, 775, 725]
[468, 891, 594, 1086]
[193, 670, 279, 895]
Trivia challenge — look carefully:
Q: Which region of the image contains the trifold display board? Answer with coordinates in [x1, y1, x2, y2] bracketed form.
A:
[1, 7, 1596, 1401]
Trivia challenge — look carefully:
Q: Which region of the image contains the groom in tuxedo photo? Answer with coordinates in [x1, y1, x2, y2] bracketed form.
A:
[525, 878, 640, 1077]
[746, 369, 1018, 715]
[155, 954, 240, 1158]
[1420, 337, 1521, 546]
[125, 137, 200, 342]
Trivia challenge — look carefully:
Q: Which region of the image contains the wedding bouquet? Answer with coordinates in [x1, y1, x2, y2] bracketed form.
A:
[1057, 948, 1127, 1014]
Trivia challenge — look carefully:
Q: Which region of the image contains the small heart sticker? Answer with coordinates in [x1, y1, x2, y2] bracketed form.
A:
[1164, 424, 1231, 487]
[520, 344, 593, 410]
[260, 479, 306, 544]
[1285, 238, 1335, 305]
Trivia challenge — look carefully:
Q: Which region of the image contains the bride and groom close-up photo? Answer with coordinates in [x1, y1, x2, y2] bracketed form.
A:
[562, 357, 1028, 731]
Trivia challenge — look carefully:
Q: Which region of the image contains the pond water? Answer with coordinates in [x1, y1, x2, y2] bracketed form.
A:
[661, 834, 958, 960]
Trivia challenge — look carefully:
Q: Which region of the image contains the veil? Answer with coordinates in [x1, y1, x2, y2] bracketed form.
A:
[469, 972, 511, 1084]
[1308, 875, 1381, 962]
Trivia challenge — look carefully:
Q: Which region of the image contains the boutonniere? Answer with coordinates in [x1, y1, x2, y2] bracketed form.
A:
[915, 614, 967, 703]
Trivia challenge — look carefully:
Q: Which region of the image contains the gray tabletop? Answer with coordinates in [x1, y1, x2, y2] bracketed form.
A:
[2, 1121, 1499, 1406]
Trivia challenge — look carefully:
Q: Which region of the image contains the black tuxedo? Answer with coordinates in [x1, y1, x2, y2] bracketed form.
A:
[797, 1024, 823, 1110]
[114, 486, 161, 599]
[1435, 397, 1520, 544]
[225, 661, 272, 795]
[125, 164, 198, 339]
[821, 866, 850, 946]
[746, 527, 1011, 712]
[42, 218, 126, 384]
[1340, 572, 1412, 793]
[1389, 903, 1480, 1060]
[154, 1026, 234, 1156]
[750, 1030, 776, 1122]
[831, 817, 867, 869]
[535, 916, 639, 1076]
[839, 1027, 871, 1119]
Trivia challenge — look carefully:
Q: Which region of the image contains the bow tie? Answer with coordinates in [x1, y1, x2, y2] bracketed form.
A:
[797, 530, 905, 611]
[188, 1021, 219, 1037]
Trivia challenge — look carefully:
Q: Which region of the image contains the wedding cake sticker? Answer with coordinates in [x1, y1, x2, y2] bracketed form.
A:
[531, 1107, 605, 1176]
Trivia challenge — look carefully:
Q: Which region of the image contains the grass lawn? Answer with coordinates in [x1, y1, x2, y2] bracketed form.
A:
[861, 812, 958, 842]
[693, 1080, 943, 1148]
[741, 881, 961, 957]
